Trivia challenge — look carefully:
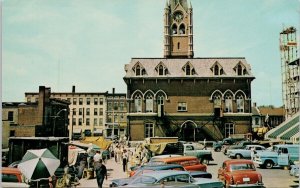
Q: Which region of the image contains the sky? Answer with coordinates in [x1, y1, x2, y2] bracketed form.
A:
[2, 0, 299, 107]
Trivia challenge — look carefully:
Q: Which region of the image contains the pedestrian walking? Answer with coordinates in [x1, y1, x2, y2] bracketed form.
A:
[94, 159, 107, 188]
[122, 150, 128, 172]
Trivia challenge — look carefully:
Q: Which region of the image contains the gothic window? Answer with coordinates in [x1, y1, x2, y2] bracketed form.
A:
[214, 65, 219, 76]
[157, 94, 164, 105]
[179, 24, 185, 34]
[183, 63, 196, 76]
[155, 63, 168, 76]
[224, 94, 233, 112]
[211, 63, 224, 75]
[234, 62, 247, 76]
[134, 94, 142, 113]
[213, 94, 222, 108]
[236, 95, 244, 113]
[136, 65, 141, 76]
[146, 94, 154, 113]
[133, 63, 146, 76]
[172, 24, 178, 34]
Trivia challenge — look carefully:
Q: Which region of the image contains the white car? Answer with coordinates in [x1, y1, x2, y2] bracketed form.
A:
[227, 145, 266, 159]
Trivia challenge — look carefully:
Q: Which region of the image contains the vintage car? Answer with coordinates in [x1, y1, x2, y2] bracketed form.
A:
[122, 170, 223, 188]
[217, 159, 264, 188]
[227, 145, 266, 159]
[222, 140, 253, 155]
[150, 156, 207, 172]
[114, 164, 212, 187]
[2, 167, 30, 188]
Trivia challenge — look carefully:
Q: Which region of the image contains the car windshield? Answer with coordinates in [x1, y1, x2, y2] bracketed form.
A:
[129, 176, 157, 184]
[230, 163, 255, 171]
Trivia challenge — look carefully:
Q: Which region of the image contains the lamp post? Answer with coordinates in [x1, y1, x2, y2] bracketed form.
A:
[53, 109, 67, 136]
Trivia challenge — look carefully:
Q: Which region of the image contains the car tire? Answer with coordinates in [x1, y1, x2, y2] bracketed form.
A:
[202, 158, 210, 165]
[235, 154, 243, 159]
[265, 160, 274, 169]
[215, 147, 221, 152]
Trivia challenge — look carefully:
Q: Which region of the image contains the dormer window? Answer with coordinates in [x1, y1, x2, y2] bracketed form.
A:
[211, 62, 224, 75]
[234, 62, 247, 76]
[133, 62, 146, 76]
[155, 62, 169, 76]
[182, 62, 196, 76]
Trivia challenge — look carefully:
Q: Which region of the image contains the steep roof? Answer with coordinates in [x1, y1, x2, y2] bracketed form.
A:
[124, 57, 254, 79]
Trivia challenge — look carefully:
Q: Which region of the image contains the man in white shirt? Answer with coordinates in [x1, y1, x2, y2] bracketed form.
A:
[94, 150, 102, 163]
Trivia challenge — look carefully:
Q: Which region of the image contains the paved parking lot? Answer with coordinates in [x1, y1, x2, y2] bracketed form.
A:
[77, 148, 299, 188]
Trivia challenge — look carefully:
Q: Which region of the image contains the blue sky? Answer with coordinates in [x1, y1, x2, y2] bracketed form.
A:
[3, 0, 299, 107]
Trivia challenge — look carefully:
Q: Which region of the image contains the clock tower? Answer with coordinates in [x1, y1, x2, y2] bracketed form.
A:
[164, 0, 194, 58]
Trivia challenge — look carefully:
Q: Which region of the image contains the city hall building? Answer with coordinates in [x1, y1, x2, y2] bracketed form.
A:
[124, 0, 255, 141]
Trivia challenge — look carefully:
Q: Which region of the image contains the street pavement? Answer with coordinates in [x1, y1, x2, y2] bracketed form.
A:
[77, 157, 128, 188]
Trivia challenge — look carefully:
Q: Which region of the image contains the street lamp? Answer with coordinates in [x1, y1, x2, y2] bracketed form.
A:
[53, 109, 67, 136]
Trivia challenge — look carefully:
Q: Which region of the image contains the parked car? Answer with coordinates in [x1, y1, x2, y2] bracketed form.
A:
[151, 156, 207, 172]
[253, 144, 299, 169]
[213, 138, 240, 152]
[227, 145, 266, 159]
[222, 140, 253, 155]
[113, 164, 186, 187]
[217, 159, 264, 188]
[122, 170, 223, 188]
[1, 167, 30, 188]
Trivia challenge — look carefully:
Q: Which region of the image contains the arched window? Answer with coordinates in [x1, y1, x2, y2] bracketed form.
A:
[213, 94, 222, 107]
[141, 69, 146, 75]
[159, 65, 164, 75]
[224, 94, 233, 112]
[214, 65, 219, 76]
[186, 64, 190, 75]
[146, 94, 154, 113]
[179, 24, 185, 34]
[236, 95, 244, 113]
[136, 65, 140, 76]
[172, 24, 177, 34]
[157, 94, 164, 105]
[177, 42, 180, 49]
[134, 94, 142, 112]
[237, 64, 242, 75]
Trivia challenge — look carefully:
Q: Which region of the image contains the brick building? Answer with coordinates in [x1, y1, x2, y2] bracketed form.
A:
[2, 86, 70, 138]
[123, 0, 255, 141]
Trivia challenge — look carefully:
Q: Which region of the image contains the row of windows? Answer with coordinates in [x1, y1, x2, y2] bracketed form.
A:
[107, 113, 127, 123]
[132, 62, 248, 76]
[107, 102, 126, 111]
[68, 98, 104, 105]
[213, 94, 245, 113]
[72, 108, 104, 116]
[72, 118, 103, 126]
[134, 94, 164, 113]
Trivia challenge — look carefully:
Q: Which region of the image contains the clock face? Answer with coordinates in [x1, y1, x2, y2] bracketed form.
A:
[173, 11, 183, 22]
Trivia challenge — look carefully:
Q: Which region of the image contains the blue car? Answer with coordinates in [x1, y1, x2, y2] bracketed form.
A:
[121, 170, 223, 188]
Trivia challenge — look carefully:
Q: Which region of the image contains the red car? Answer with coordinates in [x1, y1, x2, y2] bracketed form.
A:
[218, 159, 264, 188]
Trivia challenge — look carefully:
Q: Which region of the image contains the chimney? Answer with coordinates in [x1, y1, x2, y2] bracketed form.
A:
[72, 86, 75, 93]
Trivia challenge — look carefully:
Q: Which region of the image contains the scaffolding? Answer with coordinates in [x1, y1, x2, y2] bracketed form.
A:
[279, 26, 300, 118]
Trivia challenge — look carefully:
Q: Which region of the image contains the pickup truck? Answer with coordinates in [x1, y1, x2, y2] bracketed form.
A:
[253, 144, 299, 169]
[177, 142, 213, 164]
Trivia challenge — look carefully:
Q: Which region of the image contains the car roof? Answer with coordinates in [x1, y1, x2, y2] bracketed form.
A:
[139, 170, 190, 179]
[158, 156, 198, 161]
[223, 159, 253, 164]
[141, 164, 184, 170]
